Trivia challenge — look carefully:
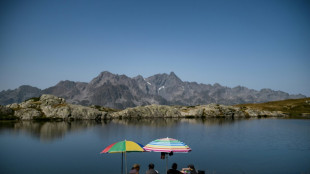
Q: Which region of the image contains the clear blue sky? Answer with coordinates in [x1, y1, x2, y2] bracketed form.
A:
[1, 0, 309, 96]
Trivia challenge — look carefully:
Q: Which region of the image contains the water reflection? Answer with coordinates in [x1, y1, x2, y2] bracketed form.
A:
[111, 117, 255, 126]
[0, 118, 256, 142]
[0, 121, 103, 142]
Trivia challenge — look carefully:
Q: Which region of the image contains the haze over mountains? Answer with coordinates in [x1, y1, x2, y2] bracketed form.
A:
[0, 71, 306, 109]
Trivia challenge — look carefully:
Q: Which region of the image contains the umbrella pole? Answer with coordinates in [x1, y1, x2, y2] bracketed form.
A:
[166, 154, 168, 173]
[121, 152, 123, 174]
[125, 152, 127, 174]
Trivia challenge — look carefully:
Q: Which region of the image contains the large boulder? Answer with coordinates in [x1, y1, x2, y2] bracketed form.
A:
[40, 103, 106, 120]
[6, 103, 19, 110]
[40, 94, 65, 106]
[14, 108, 42, 120]
[180, 106, 204, 117]
[0, 105, 15, 119]
[110, 105, 181, 118]
[19, 100, 40, 109]
[8, 94, 107, 120]
[40, 105, 71, 119]
[0, 105, 14, 115]
[70, 104, 104, 120]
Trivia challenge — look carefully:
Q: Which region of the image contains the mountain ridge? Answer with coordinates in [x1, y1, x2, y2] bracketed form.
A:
[0, 71, 306, 109]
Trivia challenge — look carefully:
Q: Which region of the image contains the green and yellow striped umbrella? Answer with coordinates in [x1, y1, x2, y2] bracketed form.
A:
[101, 140, 144, 153]
[100, 140, 145, 174]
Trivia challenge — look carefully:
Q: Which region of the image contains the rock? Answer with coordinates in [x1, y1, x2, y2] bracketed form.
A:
[301, 113, 310, 118]
[0, 105, 14, 118]
[6, 103, 19, 110]
[41, 105, 71, 119]
[180, 106, 204, 117]
[20, 100, 39, 109]
[1, 94, 287, 120]
[40, 103, 106, 120]
[70, 104, 104, 120]
[3, 94, 108, 120]
[109, 103, 284, 119]
[40, 94, 65, 106]
[14, 108, 42, 120]
[110, 105, 181, 118]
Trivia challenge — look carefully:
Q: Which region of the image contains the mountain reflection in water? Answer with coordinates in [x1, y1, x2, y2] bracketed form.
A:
[0, 118, 247, 142]
[1, 118, 309, 174]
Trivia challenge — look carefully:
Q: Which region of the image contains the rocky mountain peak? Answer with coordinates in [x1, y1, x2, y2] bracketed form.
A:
[97, 71, 116, 80]
[168, 71, 182, 83]
[89, 71, 118, 87]
[134, 75, 143, 79]
[0, 71, 307, 109]
[56, 80, 77, 88]
[145, 72, 183, 88]
[169, 71, 177, 78]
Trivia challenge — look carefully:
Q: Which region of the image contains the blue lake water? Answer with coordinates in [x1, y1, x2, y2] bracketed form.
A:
[0, 118, 310, 174]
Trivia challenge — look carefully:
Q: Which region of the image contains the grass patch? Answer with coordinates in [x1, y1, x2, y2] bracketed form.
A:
[235, 98, 310, 117]
[24, 96, 40, 102]
[91, 105, 119, 112]
[52, 103, 67, 108]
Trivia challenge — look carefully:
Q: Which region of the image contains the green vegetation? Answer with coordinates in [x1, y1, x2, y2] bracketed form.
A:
[52, 103, 67, 108]
[235, 98, 310, 117]
[24, 96, 40, 102]
[91, 105, 119, 113]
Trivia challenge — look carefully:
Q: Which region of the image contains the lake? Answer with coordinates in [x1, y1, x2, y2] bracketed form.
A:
[0, 118, 310, 174]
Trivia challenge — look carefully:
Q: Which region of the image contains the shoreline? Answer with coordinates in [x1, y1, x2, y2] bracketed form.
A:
[1, 94, 309, 121]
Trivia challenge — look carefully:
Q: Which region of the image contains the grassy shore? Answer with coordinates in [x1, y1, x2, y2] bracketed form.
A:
[235, 97, 310, 117]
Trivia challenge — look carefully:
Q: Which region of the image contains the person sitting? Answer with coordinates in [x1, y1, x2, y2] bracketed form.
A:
[129, 164, 140, 174]
[185, 164, 197, 174]
[167, 163, 181, 174]
[146, 163, 158, 174]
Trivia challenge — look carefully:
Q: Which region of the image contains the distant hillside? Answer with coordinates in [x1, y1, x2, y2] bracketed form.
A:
[0, 85, 41, 105]
[0, 71, 306, 109]
[235, 98, 310, 117]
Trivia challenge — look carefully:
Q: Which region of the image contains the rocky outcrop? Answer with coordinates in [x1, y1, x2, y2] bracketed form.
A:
[0, 105, 15, 119]
[0, 94, 291, 120]
[110, 104, 286, 118]
[14, 108, 42, 120]
[110, 105, 181, 118]
[2, 94, 108, 120]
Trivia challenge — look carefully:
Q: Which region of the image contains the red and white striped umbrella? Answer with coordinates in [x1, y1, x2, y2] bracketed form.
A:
[143, 137, 191, 152]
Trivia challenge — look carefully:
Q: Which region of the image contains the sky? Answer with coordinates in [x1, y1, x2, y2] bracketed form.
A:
[1, 0, 309, 96]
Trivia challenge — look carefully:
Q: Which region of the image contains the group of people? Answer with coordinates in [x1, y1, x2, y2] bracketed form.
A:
[129, 163, 158, 174]
[129, 163, 198, 174]
[167, 163, 197, 174]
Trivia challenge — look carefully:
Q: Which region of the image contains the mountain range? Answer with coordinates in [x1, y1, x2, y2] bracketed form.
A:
[0, 71, 306, 109]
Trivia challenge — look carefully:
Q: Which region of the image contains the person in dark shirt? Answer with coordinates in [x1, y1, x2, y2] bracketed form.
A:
[146, 163, 158, 174]
[167, 163, 181, 174]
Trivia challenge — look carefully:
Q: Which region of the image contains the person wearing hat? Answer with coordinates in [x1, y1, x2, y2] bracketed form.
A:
[129, 164, 140, 174]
